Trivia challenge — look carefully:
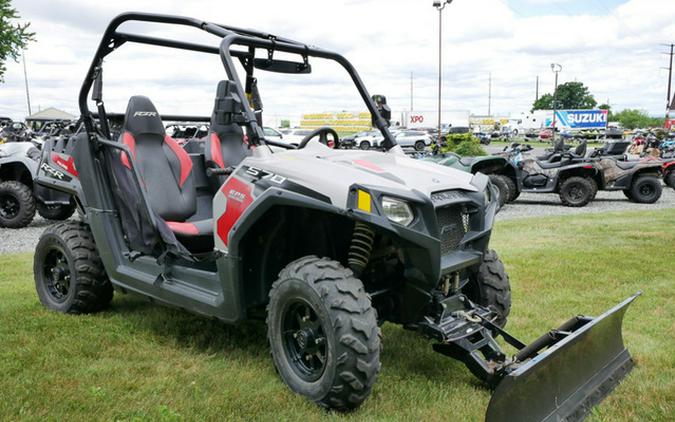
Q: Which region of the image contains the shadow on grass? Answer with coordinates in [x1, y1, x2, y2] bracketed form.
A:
[104, 294, 268, 357]
[101, 293, 484, 388]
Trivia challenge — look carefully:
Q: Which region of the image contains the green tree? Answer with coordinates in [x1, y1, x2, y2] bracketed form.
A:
[532, 81, 597, 111]
[0, 0, 34, 82]
[598, 103, 613, 120]
[611, 109, 663, 129]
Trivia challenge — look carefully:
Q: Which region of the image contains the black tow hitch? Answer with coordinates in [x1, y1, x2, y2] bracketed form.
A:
[420, 292, 641, 422]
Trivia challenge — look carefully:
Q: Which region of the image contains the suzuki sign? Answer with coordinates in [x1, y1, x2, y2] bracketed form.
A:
[553, 109, 608, 130]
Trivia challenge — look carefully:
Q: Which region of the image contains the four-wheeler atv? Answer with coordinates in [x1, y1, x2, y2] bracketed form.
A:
[0, 141, 77, 228]
[423, 152, 518, 207]
[33, 12, 638, 421]
[593, 158, 664, 203]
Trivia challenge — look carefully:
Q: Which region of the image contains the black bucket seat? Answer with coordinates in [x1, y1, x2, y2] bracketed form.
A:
[118, 96, 213, 251]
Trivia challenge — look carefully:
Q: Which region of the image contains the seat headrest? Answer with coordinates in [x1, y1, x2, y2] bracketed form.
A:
[575, 141, 587, 156]
[211, 81, 244, 128]
[123, 96, 165, 137]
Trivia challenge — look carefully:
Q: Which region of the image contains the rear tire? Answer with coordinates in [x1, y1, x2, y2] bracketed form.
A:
[37, 201, 76, 221]
[0, 181, 36, 228]
[559, 177, 595, 207]
[488, 174, 510, 207]
[629, 176, 662, 204]
[414, 141, 425, 151]
[267, 256, 380, 411]
[34, 221, 113, 314]
[464, 249, 511, 328]
[359, 141, 371, 150]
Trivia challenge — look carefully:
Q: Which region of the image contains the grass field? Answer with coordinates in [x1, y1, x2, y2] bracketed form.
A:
[1, 210, 673, 421]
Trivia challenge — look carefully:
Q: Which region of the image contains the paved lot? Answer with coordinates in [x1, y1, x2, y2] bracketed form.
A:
[2, 187, 673, 254]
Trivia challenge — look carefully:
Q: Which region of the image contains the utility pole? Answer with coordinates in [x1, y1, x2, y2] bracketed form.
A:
[488, 72, 492, 117]
[22, 50, 32, 116]
[433, 0, 453, 144]
[535, 75, 539, 102]
[410, 72, 414, 111]
[550, 63, 562, 141]
[665, 43, 674, 121]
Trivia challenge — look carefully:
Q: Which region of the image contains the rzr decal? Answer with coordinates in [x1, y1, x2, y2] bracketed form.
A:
[40, 162, 69, 181]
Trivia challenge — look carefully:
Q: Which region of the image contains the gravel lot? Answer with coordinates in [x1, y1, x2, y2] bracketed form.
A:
[2, 187, 674, 255]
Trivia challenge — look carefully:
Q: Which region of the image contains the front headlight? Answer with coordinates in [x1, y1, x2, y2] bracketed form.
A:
[484, 184, 492, 204]
[381, 196, 414, 226]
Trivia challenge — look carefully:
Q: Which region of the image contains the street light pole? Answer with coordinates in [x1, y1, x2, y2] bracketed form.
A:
[550, 63, 562, 143]
[433, 0, 453, 145]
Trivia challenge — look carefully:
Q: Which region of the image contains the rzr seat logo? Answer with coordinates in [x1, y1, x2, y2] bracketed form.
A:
[133, 111, 158, 117]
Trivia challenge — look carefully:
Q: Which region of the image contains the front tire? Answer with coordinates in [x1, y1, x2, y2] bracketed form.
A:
[488, 174, 510, 207]
[414, 140, 426, 151]
[0, 181, 36, 228]
[34, 221, 113, 314]
[267, 256, 380, 411]
[37, 200, 76, 221]
[628, 176, 662, 203]
[559, 177, 596, 207]
[359, 141, 371, 150]
[463, 249, 511, 328]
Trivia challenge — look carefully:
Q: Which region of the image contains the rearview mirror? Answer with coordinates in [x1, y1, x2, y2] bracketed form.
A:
[253, 58, 311, 74]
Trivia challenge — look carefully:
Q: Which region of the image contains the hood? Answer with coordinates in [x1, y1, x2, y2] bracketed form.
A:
[246, 143, 477, 208]
[0, 142, 37, 159]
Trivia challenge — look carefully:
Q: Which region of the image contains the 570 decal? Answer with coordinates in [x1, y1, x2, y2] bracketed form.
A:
[244, 166, 287, 184]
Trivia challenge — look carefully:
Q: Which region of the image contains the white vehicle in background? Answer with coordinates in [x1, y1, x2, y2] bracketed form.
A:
[263, 127, 284, 140]
[276, 128, 314, 146]
[353, 130, 382, 150]
[394, 129, 433, 151]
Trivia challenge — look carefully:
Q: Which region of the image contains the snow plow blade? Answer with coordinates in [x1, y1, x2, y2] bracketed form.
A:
[485, 292, 640, 422]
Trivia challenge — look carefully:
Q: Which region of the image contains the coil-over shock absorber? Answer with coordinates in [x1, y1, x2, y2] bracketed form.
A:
[348, 221, 375, 276]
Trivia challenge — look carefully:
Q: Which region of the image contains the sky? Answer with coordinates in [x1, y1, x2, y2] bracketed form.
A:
[1, 0, 674, 123]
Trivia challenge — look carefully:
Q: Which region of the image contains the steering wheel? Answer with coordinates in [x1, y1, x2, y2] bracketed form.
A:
[297, 127, 340, 149]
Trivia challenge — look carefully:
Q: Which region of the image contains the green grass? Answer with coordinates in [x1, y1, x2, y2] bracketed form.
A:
[1, 209, 673, 421]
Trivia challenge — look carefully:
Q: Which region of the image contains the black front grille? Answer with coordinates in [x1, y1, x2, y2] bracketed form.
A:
[436, 205, 470, 255]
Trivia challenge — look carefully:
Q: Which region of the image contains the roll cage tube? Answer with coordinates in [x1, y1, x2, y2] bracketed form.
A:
[77, 12, 399, 150]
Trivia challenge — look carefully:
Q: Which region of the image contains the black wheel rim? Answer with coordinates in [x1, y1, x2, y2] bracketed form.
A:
[42, 247, 71, 302]
[0, 193, 20, 219]
[639, 183, 654, 197]
[568, 183, 585, 202]
[281, 299, 327, 382]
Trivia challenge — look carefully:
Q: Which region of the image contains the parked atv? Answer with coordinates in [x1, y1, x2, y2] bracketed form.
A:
[593, 158, 664, 203]
[0, 141, 77, 228]
[423, 152, 518, 206]
[33, 13, 638, 421]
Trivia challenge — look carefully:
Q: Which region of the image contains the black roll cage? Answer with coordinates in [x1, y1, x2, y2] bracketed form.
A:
[78, 12, 398, 149]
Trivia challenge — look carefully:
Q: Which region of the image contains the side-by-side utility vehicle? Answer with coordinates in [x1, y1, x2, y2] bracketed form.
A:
[33, 13, 638, 421]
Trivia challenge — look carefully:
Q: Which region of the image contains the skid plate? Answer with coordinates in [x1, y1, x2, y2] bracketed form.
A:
[485, 293, 640, 422]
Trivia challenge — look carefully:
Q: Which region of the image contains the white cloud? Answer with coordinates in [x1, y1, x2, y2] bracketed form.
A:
[0, 0, 673, 122]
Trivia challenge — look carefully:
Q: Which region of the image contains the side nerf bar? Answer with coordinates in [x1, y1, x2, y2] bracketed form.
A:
[485, 292, 640, 422]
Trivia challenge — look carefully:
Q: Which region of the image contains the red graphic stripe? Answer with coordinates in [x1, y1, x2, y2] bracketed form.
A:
[210, 132, 225, 168]
[164, 135, 193, 188]
[216, 177, 253, 246]
[166, 221, 200, 235]
[51, 153, 78, 177]
[121, 132, 136, 169]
